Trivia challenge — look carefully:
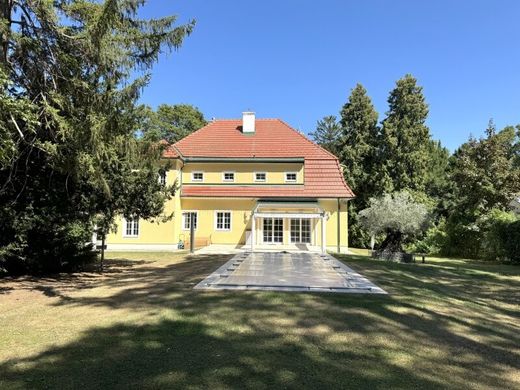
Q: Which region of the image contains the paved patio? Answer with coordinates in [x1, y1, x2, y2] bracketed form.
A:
[195, 252, 387, 294]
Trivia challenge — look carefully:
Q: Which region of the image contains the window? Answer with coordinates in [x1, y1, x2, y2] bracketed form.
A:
[285, 172, 297, 182]
[223, 172, 235, 182]
[215, 211, 232, 231]
[290, 218, 311, 243]
[158, 170, 167, 186]
[254, 172, 267, 182]
[182, 212, 198, 230]
[192, 172, 203, 182]
[124, 217, 139, 237]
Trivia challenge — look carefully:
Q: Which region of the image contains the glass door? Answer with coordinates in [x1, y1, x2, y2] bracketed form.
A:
[290, 218, 311, 244]
[263, 218, 283, 243]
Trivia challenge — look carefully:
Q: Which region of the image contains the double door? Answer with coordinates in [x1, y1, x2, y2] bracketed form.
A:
[262, 218, 283, 243]
[262, 217, 312, 244]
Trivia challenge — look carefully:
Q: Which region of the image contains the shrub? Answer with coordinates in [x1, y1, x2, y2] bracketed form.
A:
[498, 219, 520, 264]
[406, 218, 448, 255]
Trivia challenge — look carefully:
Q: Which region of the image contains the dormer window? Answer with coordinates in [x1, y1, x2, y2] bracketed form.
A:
[255, 172, 267, 182]
[223, 172, 235, 182]
[285, 172, 297, 182]
[192, 172, 204, 182]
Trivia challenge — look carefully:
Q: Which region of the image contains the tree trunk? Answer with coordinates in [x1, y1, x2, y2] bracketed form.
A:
[100, 233, 105, 272]
[379, 230, 404, 253]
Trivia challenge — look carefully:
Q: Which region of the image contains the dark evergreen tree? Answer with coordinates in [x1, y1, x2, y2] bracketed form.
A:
[0, 1, 193, 274]
[310, 115, 342, 157]
[337, 83, 381, 247]
[380, 74, 431, 193]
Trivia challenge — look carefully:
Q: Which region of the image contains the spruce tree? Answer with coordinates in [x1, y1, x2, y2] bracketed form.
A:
[380, 74, 431, 193]
[0, 1, 193, 273]
[310, 115, 342, 157]
[338, 83, 381, 247]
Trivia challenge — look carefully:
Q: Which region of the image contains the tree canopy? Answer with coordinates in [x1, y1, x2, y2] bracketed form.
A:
[380, 75, 432, 193]
[310, 115, 342, 157]
[359, 191, 429, 252]
[0, 0, 193, 273]
[140, 104, 207, 143]
[336, 83, 381, 247]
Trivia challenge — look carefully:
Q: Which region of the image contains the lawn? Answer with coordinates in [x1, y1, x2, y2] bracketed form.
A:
[0, 251, 519, 389]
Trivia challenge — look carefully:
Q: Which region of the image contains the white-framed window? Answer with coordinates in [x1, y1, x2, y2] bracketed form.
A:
[222, 172, 235, 182]
[215, 211, 232, 231]
[123, 217, 139, 237]
[182, 211, 198, 230]
[158, 170, 167, 186]
[285, 172, 297, 182]
[254, 172, 267, 182]
[192, 172, 204, 182]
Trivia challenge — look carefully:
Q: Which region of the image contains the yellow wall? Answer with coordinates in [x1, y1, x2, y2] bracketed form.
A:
[319, 199, 348, 249]
[106, 160, 350, 251]
[179, 198, 256, 245]
[182, 162, 304, 184]
[106, 160, 182, 245]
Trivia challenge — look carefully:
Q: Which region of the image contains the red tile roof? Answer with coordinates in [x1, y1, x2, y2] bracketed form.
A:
[165, 119, 354, 199]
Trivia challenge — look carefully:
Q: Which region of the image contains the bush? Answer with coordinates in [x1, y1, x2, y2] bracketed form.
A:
[498, 219, 520, 264]
[0, 219, 97, 275]
[406, 218, 448, 255]
[477, 209, 517, 261]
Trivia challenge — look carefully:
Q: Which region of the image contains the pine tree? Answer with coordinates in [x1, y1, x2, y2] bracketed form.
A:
[310, 115, 342, 157]
[380, 74, 431, 193]
[338, 83, 381, 247]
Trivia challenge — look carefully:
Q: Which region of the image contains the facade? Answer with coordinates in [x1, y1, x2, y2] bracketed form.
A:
[106, 113, 355, 253]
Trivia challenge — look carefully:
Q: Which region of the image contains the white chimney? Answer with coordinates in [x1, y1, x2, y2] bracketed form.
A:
[242, 111, 255, 133]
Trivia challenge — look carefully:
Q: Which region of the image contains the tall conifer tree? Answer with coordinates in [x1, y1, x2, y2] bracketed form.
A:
[380, 74, 431, 193]
[338, 83, 381, 246]
[0, 1, 194, 273]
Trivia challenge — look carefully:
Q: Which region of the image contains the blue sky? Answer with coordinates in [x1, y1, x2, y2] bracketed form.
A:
[138, 0, 520, 151]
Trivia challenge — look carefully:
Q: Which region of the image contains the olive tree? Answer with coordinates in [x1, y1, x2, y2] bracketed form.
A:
[359, 191, 429, 252]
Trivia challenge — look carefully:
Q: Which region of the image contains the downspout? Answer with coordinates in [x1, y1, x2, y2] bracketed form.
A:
[337, 198, 341, 253]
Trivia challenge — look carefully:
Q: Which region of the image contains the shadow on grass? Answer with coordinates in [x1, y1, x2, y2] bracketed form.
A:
[0, 253, 519, 389]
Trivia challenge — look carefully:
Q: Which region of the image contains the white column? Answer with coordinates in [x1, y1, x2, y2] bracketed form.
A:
[251, 215, 256, 252]
[321, 214, 326, 253]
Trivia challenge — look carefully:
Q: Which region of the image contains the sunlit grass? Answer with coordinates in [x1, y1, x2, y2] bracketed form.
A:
[0, 251, 518, 389]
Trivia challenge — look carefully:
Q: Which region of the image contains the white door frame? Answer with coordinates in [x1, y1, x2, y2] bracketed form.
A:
[261, 217, 284, 244]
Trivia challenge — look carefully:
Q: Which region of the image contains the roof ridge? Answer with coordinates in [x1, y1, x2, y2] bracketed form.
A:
[276, 119, 339, 160]
[211, 118, 280, 122]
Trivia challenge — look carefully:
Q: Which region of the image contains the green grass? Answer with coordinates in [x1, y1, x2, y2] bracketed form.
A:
[0, 251, 519, 389]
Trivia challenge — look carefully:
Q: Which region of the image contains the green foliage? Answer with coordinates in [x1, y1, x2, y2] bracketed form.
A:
[0, 1, 192, 274]
[476, 209, 517, 261]
[380, 75, 432, 193]
[406, 218, 447, 255]
[443, 121, 520, 259]
[359, 191, 429, 252]
[337, 83, 381, 247]
[310, 115, 342, 157]
[140, 104, 207, 143]
[360, 192, 429, 236]
[500, 220, 520, 264]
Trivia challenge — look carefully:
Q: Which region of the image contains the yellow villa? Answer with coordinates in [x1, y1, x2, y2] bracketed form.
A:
[106, 112, 355, 253]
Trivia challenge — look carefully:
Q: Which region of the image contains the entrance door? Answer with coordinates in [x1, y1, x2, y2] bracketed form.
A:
[290, 218, 311, 244]
[263, 218, 283, 243]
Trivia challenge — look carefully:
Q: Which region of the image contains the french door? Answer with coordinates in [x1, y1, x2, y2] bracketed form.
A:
[290, 218, 311, 244]
[263, 218, 283, 243]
